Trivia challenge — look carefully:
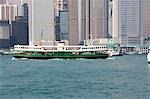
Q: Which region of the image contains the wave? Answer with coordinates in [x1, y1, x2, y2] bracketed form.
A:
[107, 57, 116, 60]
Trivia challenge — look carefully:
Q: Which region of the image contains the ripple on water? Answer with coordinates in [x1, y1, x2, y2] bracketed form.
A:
[0, 55, 149, 99]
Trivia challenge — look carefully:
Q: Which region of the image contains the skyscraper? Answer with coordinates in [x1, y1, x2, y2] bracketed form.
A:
[0, 4, 18, 21]
[108, 0, 113, 37]
[0, 0, 29, 17]
[54, 0, 68, 16]
[143, 0, 150, 44]
[28, 0, 54, 45]
[0, 20, 10, 48]
[0, 0, 6, 4]
[59, 11, 69, 40]
[112, 0, 143, 45]
[68, 0, 79, 45]
[0, 2, 18, 48]
[89, 0, 109, 39]
[69, 0, 109, 45]
[11, 3, 29, 46]
[6, 0, 22, 16]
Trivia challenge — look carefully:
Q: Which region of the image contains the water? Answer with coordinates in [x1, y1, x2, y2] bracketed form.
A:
[0, 55, 149, 99]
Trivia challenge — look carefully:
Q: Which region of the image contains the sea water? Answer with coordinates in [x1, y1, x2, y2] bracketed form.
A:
[0, 55, 149, 99]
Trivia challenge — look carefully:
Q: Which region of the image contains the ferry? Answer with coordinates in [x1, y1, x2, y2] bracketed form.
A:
[11, 42, 109, 59]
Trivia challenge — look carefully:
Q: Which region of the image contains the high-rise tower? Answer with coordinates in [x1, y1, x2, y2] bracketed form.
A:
[112, 0, 143, 45]
[28, 0, 54, 45]
[143, 0, 150, 44]
[68, 0, 109, 45]
[54, 0, 68, 16]
[0, 3, 17, 21]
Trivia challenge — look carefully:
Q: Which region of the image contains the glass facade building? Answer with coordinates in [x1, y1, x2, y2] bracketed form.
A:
[112, 0, 143, 45]
[59, 11, 69, 40]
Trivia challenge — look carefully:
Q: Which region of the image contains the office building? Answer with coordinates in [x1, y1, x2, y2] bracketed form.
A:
[0, 4, 18, 21]
[10, 3, 29, 46]
[54, 0, 68, 41]
[112, 0, 143, 45]
[68, 0, 79, 45]
[0, 2, 18, 48]
[0, 20, 10, 48]
[11, 16, 28, 46]
[23, 3, 28, 21]
[59, 11, 69, 40]
[54, 0, 68, 16]
[28, 0, 54, 45]
[143, 0, 150, 44]
[55, 16, 60, 41]
[108, 0, 113, 37]
[7, 0, 29, 16]
[69, 0, 109, 45]
[0, 0, 6, 4]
